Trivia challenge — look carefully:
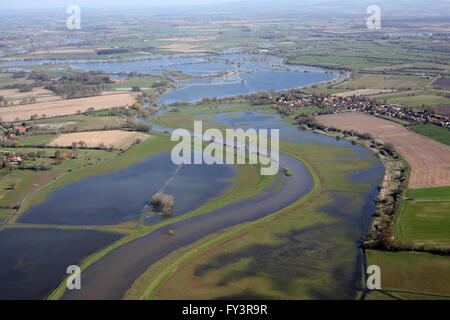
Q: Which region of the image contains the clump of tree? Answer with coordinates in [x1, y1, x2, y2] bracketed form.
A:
[44, 72, 111, 99]
[150, 192, 175, 214]
[283, 168, 292, 177]
[382, 143, 395, 157]
[45, 82, 104, 99]
[152, 80, 170, 88]
[18, 85, 33, 93]
[135, 123, 152, 133]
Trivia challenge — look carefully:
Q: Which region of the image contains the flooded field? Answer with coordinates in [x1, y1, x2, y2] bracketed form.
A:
[18, 152, 236, 226]
[0, 228, 122, 300]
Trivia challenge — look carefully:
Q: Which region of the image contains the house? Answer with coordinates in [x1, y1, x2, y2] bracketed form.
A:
[7, 156, 22, 164]
[112, 79, 127, 83]
[14, 126, 28, 132]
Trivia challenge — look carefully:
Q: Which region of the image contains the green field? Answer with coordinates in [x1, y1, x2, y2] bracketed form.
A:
[409, 124, 450, 146]
[366, 250, 450, 298]
[17, 114, 129, 132]
[335, 73, 431, 90]
[406, 186, 450, 199]
[376, 91, 450, 108]
[294, 106, 321, 115]
[0, 73, 33, 88]
[395, 200, 450, 246]
[18, 134, 57, 146]
[109, 77, 159, 89]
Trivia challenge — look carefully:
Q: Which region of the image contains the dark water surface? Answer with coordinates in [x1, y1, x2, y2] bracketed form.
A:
[18, 152, 236, 226]
[0, 228, 122, 300]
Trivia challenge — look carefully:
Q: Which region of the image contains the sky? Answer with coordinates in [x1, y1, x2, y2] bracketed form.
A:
[0, 0, 243, 9]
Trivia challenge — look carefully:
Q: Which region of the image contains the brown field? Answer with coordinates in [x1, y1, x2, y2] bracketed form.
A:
[0, 87, 54, 100]
[0, 92, 135, 122]
[49, 130, 150, 149]
[433, 78, 450, 88]
[434, 106, 450, 116]
[318, 112, 450, 189]
[336, 89, 394, 97]
[27, 48, 95, 56]
[157, 35, 219, 42]
[158, 43, 206, 53]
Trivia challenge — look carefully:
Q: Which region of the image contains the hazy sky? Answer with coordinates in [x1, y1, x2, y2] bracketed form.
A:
[1, 0, 242, 9]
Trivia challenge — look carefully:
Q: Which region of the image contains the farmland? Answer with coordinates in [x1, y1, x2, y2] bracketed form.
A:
[375, 91, 450, 108]
[318, 112, 450, 189]
[0, 92, 136, 122]
[48, 130, 150, 150]
[395, 200, 450, 246]
[409, 124, 450, 146]
[366, 250, 450, 298]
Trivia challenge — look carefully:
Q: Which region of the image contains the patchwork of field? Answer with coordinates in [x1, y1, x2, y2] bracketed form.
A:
[318, 112, 450, 189]
[0, 93, 135, 122]
[48, 130, 150, 149]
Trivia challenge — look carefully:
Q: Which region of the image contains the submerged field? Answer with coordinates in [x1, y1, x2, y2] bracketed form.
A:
[124, 136, 384, 300]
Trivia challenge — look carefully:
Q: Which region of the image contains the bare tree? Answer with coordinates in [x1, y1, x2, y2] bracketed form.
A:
[150, 192, 175, 214]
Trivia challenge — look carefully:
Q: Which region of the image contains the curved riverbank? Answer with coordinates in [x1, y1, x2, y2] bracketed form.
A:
[131, 149, 323, 299]
[60, 153, 312, 299]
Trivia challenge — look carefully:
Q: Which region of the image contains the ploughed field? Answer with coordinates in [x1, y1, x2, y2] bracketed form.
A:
[48, 130, 150, 150]
[0, 92, 135, 122]
[318, 112, 450, 189]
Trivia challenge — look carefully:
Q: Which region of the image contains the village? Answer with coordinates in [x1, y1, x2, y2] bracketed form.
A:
[276, 93, 450, 128]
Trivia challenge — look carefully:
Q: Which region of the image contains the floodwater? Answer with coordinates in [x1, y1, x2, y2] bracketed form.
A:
[18, 152, 236, 226]
[157, 71, 335, 105]
[60, 105, 385, 299]
[138, 107, 385, 299]
[0, 228, 122, 300]
[1, 51, 383, 299]
[62, 152, 313, 299]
